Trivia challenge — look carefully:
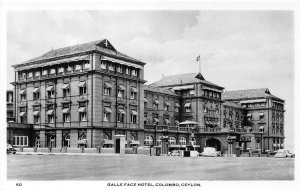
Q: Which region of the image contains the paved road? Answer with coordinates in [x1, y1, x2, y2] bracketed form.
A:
[7, 154, 294, 180]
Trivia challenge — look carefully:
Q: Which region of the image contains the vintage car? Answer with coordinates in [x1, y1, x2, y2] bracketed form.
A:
[7, 144, 16, 154]
[274, 149, 295, 158]
[200, 147, 222, 157]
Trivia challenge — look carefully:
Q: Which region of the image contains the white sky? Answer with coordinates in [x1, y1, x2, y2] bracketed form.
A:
[6, 11, 294, 147]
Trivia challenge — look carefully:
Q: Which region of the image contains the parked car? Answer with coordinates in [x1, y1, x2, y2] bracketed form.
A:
[168, 150, 181, 156]
[274, 149, 295, 158]
[200, 147, 221, 157]
[7, 144, 16, 154]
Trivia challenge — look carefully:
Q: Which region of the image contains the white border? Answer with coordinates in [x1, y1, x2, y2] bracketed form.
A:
[0, 1, 299, 190]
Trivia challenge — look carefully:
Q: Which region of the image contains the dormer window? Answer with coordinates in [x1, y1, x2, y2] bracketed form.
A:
[21, 72, 26, 79]
[75, 63, 82, 70]
[58, 67, 64, 73]
[83, 62, 90, 69]
[117, 66, 122, 73]
[108, 64, 114, 71]
[125, 68, 129, 75]
[50, 68, 56, 74]
[35, 71, 40, 77]
[28, 72, 33, 78]
[131, 69, 137, 76]
[101, 62, 106, 69]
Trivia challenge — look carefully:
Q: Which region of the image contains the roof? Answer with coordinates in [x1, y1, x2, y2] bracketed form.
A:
[144, 85, 178, 96]
[223, 88, 284, 102]
[13, 39, 145, 68]
[149, 73, 224, 89]
[223, 101, 244, 109]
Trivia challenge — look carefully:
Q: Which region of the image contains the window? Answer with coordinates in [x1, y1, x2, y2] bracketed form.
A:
[189, 90, 195, 95]
[35, 136, 40, 148]
[125, 68, 129, 75]
[131, 69, 137, 76]
[63, 113, 70, 122]
[20, 94, 26, 101]
[79, 112, 87, 121]
[117, 66, 122, 73]
[153, 103, 158, 110]
[58, 67, 64, 73]
[63, 135, 71, 148]
[83, 62, 90, 69]
[164, 118, 170, 126]
[117, 109, 125, 122]
[67, 65, 73, 72]
[169, 137, 176, 145]
[79, 82, 87, 95]
[47, 86, 55, 99]
[185, 103, 191, 113]
[48, 115, 54, 123]
[63, 88, 70, 98]
[108, 64, 114, 71]
[216, 105, 219, 115]
[144, 135, 153, 146]
[21, 72, 26, 79]
[33, 88, 40, 100]
[229, 114, 233, 120]
[28, 72, 33, 78]
[130, 110, 138, 123]
[75, 64, 82, 70]
[101, 62, 106, 69]
[164, 105, 169, 111]
[130, 87, 137, 100]
[204, 106, 207, 113]
[118, 85, 125, 98]
[104, 82, 112, 96]
[34, 115, 40, 124]
[104, 107, 112, 122]
[179, 137, 186, 146]
[13, 136, 28, 146]
[236, 113, 239, 120]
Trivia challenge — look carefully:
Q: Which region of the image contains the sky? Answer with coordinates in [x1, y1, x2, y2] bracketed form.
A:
[6, 11, 294, 147]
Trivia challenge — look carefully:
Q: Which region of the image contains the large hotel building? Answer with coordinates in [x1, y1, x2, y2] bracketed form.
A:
[8, 39, 285, 154]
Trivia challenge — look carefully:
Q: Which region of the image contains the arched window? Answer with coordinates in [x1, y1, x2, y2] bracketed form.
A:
[169, 136, 176, 145]
[144, 135, 153, 146]
[179, 137, 186, 146]
[63, 135, 70, 148]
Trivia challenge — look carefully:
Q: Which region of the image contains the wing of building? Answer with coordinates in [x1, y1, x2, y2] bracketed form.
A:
[7, 39, 285, 155]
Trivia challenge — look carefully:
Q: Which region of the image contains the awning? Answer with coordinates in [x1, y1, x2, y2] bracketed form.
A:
[78, 82, 86, 87]
[61, 84, 70, 89]
[101, 56, 143, 69]
[19, 112, 26, 116]
[104, 107, 112, 113]
[118, 84, 125, 91]
[103, 140, 114, 145]
[164, 101, 170, 106]
[153, 118, 159, 123]
[144, 98, 148, 103]
[15, 55, 90, 71]
[164, 119, 170, 125]
[153, 99, 159, 104]
[78, 107, 86, 112]
[172, 85, 194, 91]
[130, 140, 140, 145]
[247, 114, 252, 117]
[179, 120, 199, 125]
[240, 99, 267, 104]
[201, 85, 223, 93]
[46, 110, 54, 115]
[259, 126, 264, 130]
[104, 82, 112, 88]
[184, 103, 191, 107]
[259, 113, 264, 116]
[175, 103, 180, 107]
[32, 111, 40, 116]
[131, 87, 138, 92]
[62, 108, 70, 113]
[32, 88, 39, 93]
[46, 86, 54, 91]
[130, 110, 138, 115]
[19, 89, 26, 95]
[118, 109, 125, 114]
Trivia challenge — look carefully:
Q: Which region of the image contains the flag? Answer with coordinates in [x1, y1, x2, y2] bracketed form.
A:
[196, 55, 200, 62]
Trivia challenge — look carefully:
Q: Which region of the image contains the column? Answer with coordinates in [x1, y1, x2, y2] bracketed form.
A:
[56, 130, 62, 148]
[40, 130, 46, 148]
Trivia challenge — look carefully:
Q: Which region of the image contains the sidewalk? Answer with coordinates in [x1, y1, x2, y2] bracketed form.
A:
[15, 152, 149, 157]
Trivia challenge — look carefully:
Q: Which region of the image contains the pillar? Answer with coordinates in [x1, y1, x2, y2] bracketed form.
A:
[40, 130, 46, 148]
[70, 129, 78, 148]
[56, 130, 62, 148]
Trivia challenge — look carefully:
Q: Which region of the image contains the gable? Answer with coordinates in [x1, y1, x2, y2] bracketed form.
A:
[96, 39, 116, 51]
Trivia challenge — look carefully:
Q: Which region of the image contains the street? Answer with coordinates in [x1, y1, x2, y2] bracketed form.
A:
[7, 154, 294, 180]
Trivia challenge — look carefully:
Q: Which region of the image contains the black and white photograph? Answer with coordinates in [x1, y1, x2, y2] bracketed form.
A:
[1, 1, 299, 190]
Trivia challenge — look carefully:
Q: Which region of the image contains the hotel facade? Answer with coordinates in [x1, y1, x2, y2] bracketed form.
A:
[9, 39, 285, 154]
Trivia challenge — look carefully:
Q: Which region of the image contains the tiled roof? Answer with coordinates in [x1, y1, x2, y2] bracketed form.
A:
[13, 39, 145, 67]
[223, 88, 284, 102]
[223, 101, 244, 109]
[144, 85, 178, 96]
[149, 73, 224, 89]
